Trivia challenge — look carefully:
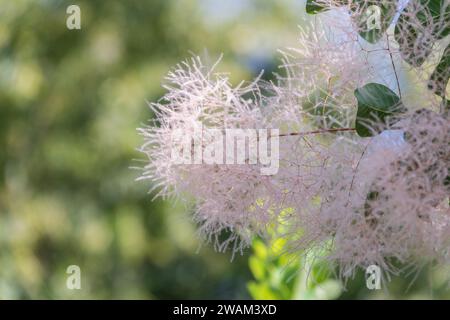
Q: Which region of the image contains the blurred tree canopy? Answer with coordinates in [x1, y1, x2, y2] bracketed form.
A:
[0, 0, 303, 299]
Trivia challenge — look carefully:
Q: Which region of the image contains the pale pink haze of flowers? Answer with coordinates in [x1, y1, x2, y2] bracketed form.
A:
[138, 0, 450, 280]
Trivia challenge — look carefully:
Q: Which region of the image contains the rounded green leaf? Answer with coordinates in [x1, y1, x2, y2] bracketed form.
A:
[354, 83, 403, 137]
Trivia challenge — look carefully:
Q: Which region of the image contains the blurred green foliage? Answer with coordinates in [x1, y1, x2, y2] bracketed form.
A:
[0, 0, 302, 299]
[248, 232, 450, 300]
[247, 216, 341, 300]
[248, 220, 450, 300]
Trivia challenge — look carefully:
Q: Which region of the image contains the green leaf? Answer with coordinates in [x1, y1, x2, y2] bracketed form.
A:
[249, 256, 266, 281]
[252, 238, 268, 260]
[305, 0, 328, 14]
[354, 83, 403, 137]
[247, 282, 280, 300]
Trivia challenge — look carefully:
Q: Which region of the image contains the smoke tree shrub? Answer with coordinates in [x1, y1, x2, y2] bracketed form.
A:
[138, 0, 449, 285]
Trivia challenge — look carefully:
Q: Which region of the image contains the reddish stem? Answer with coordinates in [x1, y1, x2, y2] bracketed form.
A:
[274, 127, 356, 138]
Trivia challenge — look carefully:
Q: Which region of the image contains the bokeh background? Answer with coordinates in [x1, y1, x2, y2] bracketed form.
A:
[1, 0, 450, 299]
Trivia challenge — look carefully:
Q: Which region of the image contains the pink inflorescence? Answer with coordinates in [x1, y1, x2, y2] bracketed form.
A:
[138, 1, 449, 279]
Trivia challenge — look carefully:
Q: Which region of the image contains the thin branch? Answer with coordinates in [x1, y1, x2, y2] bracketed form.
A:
[386, 34, 402, 99]
[346, 138, 373, 208]
[274, 127, 356, 138]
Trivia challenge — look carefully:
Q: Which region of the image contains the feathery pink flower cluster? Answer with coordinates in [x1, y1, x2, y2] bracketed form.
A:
[138, 1, 449, 278]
